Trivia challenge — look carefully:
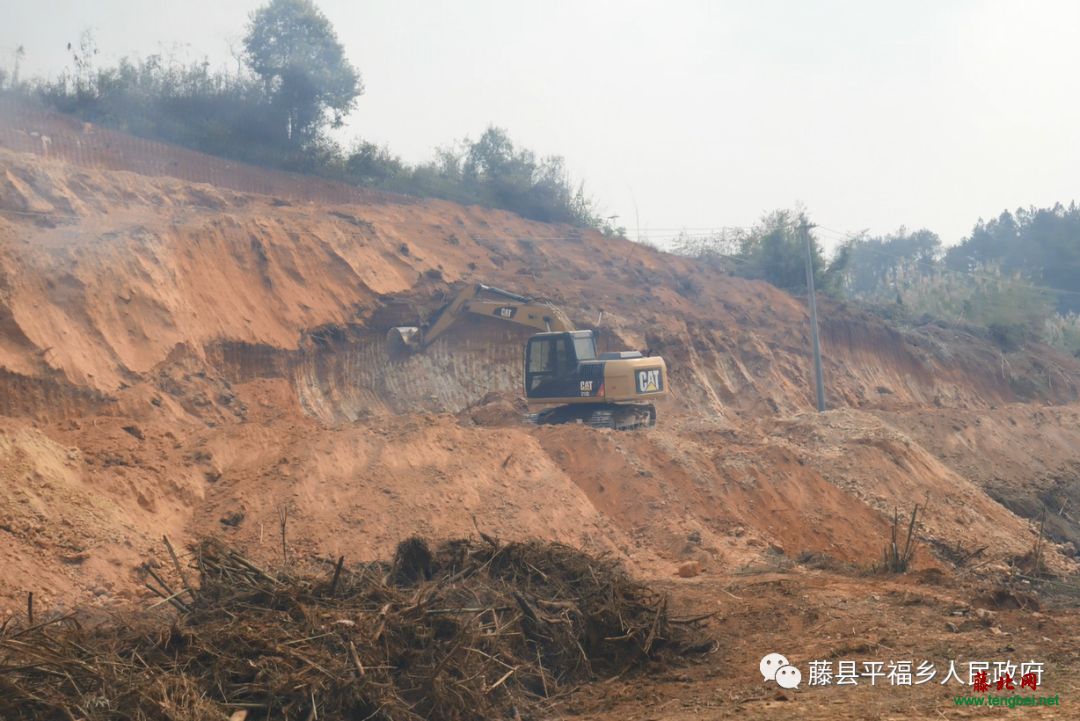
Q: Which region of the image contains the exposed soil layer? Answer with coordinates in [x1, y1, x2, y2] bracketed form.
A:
[2, 107, 1080, 719]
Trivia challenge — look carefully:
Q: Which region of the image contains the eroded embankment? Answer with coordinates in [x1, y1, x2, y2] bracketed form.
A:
[5, 148, 1080, 420]
[1, 139, 1080, 612]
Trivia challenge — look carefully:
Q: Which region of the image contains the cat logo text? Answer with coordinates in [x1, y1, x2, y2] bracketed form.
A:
[635, 368, 663, 394]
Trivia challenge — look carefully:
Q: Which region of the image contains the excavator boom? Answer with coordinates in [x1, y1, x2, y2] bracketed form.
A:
[388, 284, 573, 352]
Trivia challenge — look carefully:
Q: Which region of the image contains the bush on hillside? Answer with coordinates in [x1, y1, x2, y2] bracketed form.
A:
[0, 19, 614, 232]
[670, 209, 843, 293]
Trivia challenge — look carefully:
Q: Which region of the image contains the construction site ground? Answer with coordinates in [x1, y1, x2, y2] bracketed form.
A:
[2, 104, 1080, 718]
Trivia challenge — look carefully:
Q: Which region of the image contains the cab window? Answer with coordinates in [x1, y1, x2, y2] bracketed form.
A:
[573, 335, 596, 361]
[527, 337, 554, 374]
[527, 336, 574, 380]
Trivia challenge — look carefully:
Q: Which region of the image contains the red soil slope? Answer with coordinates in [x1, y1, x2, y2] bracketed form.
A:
[2, 111, 1080, 620]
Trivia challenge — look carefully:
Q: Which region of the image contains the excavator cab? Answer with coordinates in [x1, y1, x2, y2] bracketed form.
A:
[525, 330, 600, 399]
[524, 330, 664, 429]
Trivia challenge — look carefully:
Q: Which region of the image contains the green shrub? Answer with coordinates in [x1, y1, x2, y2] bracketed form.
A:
[670, 209, 836, 292]
[3, 14, 612, 231]
[1045, 313, 1080, 357]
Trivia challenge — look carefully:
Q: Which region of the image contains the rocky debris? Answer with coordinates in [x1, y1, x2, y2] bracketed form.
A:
[677, 560, 703, 578]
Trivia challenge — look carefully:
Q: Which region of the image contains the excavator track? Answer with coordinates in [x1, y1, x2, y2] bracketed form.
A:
[529, 403, 656, 430]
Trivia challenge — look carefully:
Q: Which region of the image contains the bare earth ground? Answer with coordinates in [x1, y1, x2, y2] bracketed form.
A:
[562, 571, 1080, 720]
[2, 105, 1080, 718]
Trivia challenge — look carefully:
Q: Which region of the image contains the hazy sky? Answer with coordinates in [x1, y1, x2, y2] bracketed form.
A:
[3, 0, 1079, 249]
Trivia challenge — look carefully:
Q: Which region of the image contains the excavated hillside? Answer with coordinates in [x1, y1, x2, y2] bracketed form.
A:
[2, 113, 1080, 631]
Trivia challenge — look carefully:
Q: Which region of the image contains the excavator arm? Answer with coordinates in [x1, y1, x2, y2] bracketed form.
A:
[388, 283, 574, 352]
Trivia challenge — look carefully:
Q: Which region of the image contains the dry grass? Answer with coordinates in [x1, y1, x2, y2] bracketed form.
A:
[0, 536, 711, 721]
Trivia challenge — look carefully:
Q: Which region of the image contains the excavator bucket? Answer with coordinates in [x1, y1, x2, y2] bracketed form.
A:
[387, 326, 423, 354]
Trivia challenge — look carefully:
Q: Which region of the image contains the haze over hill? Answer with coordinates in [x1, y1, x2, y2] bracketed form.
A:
[5, 0, 1080, 244]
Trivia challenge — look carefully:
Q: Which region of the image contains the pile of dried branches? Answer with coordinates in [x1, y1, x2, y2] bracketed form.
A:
[0, 536, 711, 720]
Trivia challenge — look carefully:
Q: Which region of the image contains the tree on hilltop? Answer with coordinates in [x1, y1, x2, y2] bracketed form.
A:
[244, 0, 362, 148]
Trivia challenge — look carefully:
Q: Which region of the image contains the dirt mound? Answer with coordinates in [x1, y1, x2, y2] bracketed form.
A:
[765, 409, 1072, 573]
[0, 536, 707, 721]
[876, 404, 1080, 555]
[459, 390, 529, 427]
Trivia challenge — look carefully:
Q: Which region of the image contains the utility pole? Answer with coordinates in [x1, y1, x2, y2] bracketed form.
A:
[801, 219, 826, 412]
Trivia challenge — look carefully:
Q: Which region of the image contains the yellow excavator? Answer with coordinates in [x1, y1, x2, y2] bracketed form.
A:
[388, 283, 667, 429]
